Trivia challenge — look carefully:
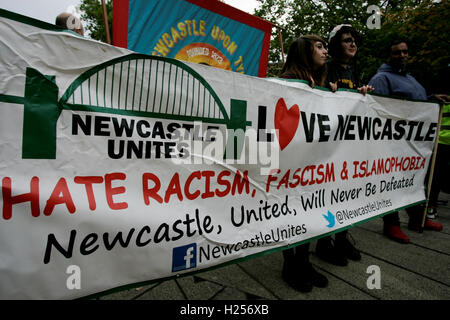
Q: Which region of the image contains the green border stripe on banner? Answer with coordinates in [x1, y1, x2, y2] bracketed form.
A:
[0, 94, 25, 105]
[271, 77, 438, 104]
[61, 102, 230, 125]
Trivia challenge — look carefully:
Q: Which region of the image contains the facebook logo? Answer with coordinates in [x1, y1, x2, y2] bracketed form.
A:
[172, 243, 197, 272]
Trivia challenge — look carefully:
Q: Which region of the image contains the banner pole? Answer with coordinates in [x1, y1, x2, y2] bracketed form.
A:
[278, 27, 285, 64]
[421, 102, 443, 228]
[102, 0, 111, 44]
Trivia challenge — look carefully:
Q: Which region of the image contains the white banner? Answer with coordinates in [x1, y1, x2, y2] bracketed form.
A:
[0, 10, 439, 299]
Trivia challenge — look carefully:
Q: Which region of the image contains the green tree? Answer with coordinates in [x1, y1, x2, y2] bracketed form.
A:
[379, 0, 450, 91]
[254, 0, 385, 77]
[80, 0, 112, 43]
[255, 0, 450, 93]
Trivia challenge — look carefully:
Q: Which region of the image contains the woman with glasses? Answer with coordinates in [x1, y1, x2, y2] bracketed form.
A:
[315, 25, 373, 268]
[326, 24, 373, 95]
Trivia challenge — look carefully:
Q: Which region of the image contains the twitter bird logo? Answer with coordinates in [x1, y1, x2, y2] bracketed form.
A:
[323, 211, 335, 228]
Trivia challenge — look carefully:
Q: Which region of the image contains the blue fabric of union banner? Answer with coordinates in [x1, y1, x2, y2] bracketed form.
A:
[125, 0, 270, 77]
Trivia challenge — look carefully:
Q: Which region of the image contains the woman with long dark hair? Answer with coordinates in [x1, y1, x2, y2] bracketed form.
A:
[279, 34, 329, 293]
[280, 35, 328, 87]
[326, 24, 373, 94]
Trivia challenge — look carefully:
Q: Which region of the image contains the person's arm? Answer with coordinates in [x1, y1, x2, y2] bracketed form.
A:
[428, 94, 450, 103]
[368, 74, 391, 96]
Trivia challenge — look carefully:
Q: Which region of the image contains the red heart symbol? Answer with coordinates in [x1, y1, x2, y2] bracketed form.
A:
[274, 98, 300, 150]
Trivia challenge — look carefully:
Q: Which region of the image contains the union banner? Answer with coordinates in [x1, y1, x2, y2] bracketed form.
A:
[112, 0, 273, 77]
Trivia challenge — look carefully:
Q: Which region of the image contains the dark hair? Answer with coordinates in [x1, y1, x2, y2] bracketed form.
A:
[387, 39, 408, 57]
[280, 35, 328, 87]
[328, 25, 362, 58]
[55, 13, 84, 36]
[55, 14, 70, 28]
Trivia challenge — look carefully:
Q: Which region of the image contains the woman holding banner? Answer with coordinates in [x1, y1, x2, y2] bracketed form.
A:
[279, 35, 329, 293]
[314, 25, 373, 267]
[325, 24, 373, 95]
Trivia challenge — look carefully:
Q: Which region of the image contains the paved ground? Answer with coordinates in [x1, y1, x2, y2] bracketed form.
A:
[94, 193, 450, 301]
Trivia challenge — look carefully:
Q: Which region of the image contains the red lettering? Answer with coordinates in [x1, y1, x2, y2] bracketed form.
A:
[300, 167, 309, 186]
[326, 163, 335, 182]
[142, 173, 163, 205]
[184, 171, 201, 200]
[201, 171, 215, 199]
[277, 170, 291, 190]
[377, 158, 385, 174]
[420, 158, 426, 169]
[359, 161, 367, 178]
[352, 161, 359, 178]
[232, 170, 250, 195]
[289, 168, 301, 188]
[216, 170, 231, 197]
[266, 169, 280, 193]
[105, 173, 128, 210]
[395, 157, 402, 171]
[316, 164, 325, 183]
[308, 165, 316, 185]
[74, 176, 104, 210]
[2, 176, 40, 220]
[384, 158, 390, 173]
[389, 157, 396, 172]
[164, 173, 183, 203]
[370, 160, 377, 176]
[402, 157, 410, 171]
[277, 170, 290, 190]
[43, 178, 75, 216]
[409, 157, 416, 170]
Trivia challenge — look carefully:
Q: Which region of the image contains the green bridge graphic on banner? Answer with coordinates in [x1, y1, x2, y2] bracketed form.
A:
[14, 54, 251, 159]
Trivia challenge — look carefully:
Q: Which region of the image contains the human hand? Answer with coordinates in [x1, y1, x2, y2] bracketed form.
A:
[309, 75, 316, 88]
[329, 81, 338, 92]
[357, 85, 374, 96]
[433, 94, 450, 104]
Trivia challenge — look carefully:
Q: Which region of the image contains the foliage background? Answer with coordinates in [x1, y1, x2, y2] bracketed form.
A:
[80, 0, 449, 94]
[253, 0, 450, 93]
[80, 0, 112, 43]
